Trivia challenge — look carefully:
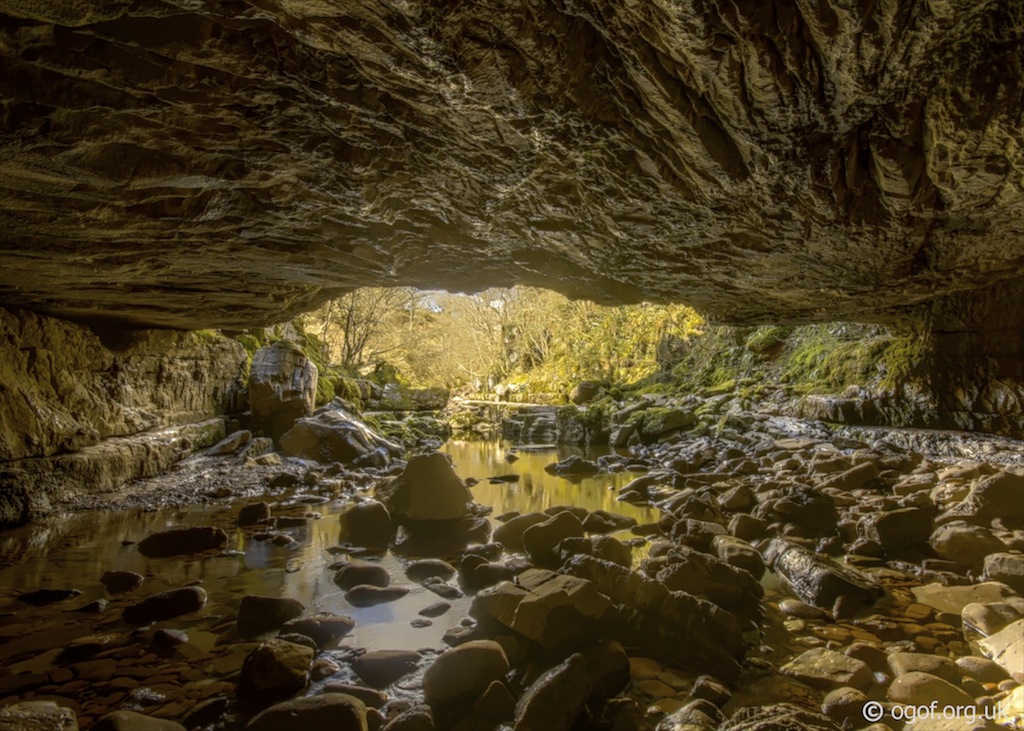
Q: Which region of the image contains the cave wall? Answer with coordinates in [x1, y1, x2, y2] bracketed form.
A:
[0, 308, 247, 524]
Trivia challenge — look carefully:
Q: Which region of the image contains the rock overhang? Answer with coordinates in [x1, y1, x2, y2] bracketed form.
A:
[0, 1, 1022, 330]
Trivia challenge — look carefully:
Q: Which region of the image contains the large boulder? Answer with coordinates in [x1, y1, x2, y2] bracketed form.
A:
[280, 408, 401, 465]
[765, 540, 882, 617]
[249, 342, 317, 442]
[929, 521, 1006, 567]
[422, 640, 510, 708]
[339, 500, 394, 548]
[563, 555, 747, 680]
[471, 569, 611, 648]
[123, 586, 207, 625]
[137, 526, 228, 557]
[514, 654, 591, 731]
[375, 452, 472, 522]
[939, 471, 1024, 528]
[237, 639, 314, 708]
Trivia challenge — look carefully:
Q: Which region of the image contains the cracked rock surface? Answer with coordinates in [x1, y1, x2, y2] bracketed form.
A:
[0, 1, 1022, 328]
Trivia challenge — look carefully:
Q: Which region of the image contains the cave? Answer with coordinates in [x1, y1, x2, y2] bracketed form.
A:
[0, 3, 1022, 731]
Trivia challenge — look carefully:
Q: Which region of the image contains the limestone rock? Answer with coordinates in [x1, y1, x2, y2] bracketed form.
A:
[246, 694, 367, 731]
[887, 671, 974, 707]
[522, 512, 585, 561]
[352, 650, 421, 688]
[281, 613, 356, 648]
[237, 639, 314, 707]
[248, 342, 317, 442]
[493, 513, 550, 553]
[564, 555, 747, 680]
[470, 569, 610, 648]
[780, 648, 873, 690]
[857, 508, 933, 556]
[339, 500, 394, 548]
[137, 527, 228, 558]
[978, 618, 1024, 680]
[929, 522, 1005, 567]
[422, 640, 510, 707]
[766, 540, 882, 616]
[912, 581, 1021, 615]
[281, 408, 399, 465]
[982, 552, 1024, 592]
[123, 586, 207, 625]
[375, 453, 472, 522]
[236, 595, 305, 638]
[514, 653, 591, 731]
[0, 701, 78, 730]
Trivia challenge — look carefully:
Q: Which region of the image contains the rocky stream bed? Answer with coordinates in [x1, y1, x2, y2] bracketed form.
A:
[0, 410, 1022, 731]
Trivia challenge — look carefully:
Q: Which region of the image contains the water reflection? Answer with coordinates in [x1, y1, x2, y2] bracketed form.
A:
[0, 441, 656, 652]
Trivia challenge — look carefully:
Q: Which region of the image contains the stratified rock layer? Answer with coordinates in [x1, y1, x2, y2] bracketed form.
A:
[0, 2, 1022, 333]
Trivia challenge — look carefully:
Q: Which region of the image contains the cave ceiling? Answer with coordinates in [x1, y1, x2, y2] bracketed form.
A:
[1, 0, 1023, 329]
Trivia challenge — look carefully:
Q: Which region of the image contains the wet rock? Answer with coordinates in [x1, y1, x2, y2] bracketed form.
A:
[982, 552, 1024, 591]
[137, 527, 228, 557]
[522, 511, 584, 561]
[780, 648, 873, 690]
[766, 540, 882, 617]
[493, 513, 549, 552]
[246, 694, 367, 731]
[345, 585, 410, 607]
[123, 586, 207, 624]
[460, 560, 515, 591]
[718, 704, 840, 731]
[887, 671, 974, 706]
[382, 705, 434, 731]
[281, 613, 356, 647]
[353, 650, 421, 688]
[0, 700, 78, 730]
[939, 471, 1024, 528]
[978, 618, 1024, 680]
[470, 568, 610, 648]
[820, 462, 880, 491]
[656, 699, 721, 731]
[544, 455, 600, 476]
[729, 514, 768, 542]
[238, 502, 272, 526]
[421, 577, 463, 599]
[238, 638, 314, 707]
[514, 653, 591, 731]
[929, 521, 1005, 567]
[248, 342, 317, 443]
[237, 595, 305, 638]
[582, 639, 630, 703]
[335, 564, 391, 590]
[556, 535, 631, 568]
[182, 698, 230, 729]
[281, 409, 398, 465]
[779, 599, 829, 620]
[887, 652, 960, 684]
[582, 510, 637, 534]
[406, 559, 456, 582]
[472, 680, 516, 724]
[912, 581, 1021, 615]
[324, 683, 389, 708]
[419, 602, 451, 618]
[955, 656, 1010, 684]
[820, 687, 867, 724]
[340, 500, 394, 548]
[711, 536, 766, 581]
[655, 546, 763, 620]
[206, 429, 251, 455]
[691, 675, 731, 707]
[857, 508, 933, 556]
[100, 570, 144, 595]
[375, 453, 472, 521]
[563, 555, 746, 680]
[94, 710, 185, 730]
[422, 640, 509, 708]
[17, 588, 82, 606]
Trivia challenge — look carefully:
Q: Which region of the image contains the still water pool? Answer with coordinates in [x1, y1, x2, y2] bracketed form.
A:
[0, 441, 656, 657]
